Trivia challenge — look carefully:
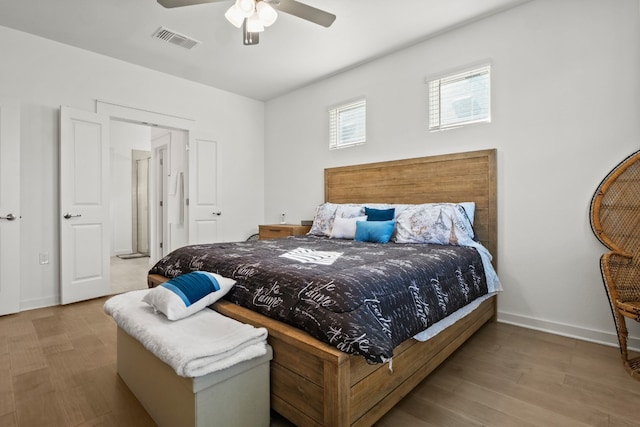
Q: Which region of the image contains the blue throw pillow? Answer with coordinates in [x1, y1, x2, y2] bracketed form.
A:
[142, 271, 236, 320]
[354, 220, 396, 243]
[365, 207, 395, 221]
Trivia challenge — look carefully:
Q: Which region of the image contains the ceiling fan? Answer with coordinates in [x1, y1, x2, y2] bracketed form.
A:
[156, 0, 336, 45]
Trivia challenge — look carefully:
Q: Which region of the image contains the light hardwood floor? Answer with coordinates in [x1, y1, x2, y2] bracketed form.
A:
[0, 297, 638, 426]
[110, 256, 151, 295]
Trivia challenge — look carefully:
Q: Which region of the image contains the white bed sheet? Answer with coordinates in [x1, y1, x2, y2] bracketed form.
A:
[412, 292, 497, 342]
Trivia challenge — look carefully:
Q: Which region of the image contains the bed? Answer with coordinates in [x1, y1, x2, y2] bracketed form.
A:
[148, 149, 498, 427]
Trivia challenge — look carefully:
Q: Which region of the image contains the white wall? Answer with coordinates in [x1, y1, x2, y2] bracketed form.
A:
[0, 26, 265, 310]
[264, 0, 640, 349]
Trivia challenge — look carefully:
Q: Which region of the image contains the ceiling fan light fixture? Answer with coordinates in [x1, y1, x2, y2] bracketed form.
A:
[246, 12, 265, 33]
[243, 20, 260, 45]
[224, 5, 245, 28]
[161, 0, 336, 46]
[235, 0, 255, 17]
[256, 1, 277, 27]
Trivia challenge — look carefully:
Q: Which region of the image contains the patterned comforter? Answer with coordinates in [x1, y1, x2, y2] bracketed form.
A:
[149, 236, 488, 363]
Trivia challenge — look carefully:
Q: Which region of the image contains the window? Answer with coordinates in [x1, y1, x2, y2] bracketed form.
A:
[329, 97, 366, 149]
[428, 65, 491, 131]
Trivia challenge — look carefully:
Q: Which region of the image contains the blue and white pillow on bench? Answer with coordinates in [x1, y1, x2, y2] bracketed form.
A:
[143, 271, 236, 320]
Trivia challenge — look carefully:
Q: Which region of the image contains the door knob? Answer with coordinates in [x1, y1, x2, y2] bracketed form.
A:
[213, 211, 222, 216]
[0, 213, 16, 221]
[63, 213, 82, 219]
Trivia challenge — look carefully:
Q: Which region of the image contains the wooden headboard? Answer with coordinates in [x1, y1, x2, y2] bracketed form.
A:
[325, 149, 498, 266]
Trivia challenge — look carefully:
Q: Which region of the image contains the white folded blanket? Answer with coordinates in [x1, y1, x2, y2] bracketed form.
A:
[104, 290, 268, 378]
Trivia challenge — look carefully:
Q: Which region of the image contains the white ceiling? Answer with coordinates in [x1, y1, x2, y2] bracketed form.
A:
[0, 0, 529, 101]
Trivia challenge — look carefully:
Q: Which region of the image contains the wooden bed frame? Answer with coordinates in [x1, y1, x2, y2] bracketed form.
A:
[148, 149, 498, 427]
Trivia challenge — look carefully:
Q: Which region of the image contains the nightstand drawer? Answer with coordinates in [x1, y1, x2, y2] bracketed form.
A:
[258, 224, 311, 240]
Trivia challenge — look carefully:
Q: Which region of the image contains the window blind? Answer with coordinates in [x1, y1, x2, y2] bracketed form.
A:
[329, 97, 366, 149]
[429, 65, 491, 131]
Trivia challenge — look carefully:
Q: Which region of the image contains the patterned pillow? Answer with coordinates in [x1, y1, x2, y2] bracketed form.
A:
[335, 204, 364, 218]
[307, 203, 339, 236]
[458, 202, 476, 224]
[307, 203, 364, 236]
[394, 203, 475, 245]
[142, 271, 236, 320]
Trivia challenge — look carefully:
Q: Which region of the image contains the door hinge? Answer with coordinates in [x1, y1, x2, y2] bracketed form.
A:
[160, 200, 163, 207]
[186, 198, 189, 206]
[160, 242, 163, 249]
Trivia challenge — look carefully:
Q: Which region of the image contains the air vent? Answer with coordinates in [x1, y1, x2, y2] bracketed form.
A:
[152, 26, 201, 50]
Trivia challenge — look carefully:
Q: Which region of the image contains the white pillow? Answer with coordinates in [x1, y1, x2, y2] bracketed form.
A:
[142, 271, 236, 320]
[330, 215, 368, 239]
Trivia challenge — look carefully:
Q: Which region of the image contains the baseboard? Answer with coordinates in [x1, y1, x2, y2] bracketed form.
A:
[20, 296, 59, 312]
[113, 249, 133, 256]
[497, 311, 640, 352]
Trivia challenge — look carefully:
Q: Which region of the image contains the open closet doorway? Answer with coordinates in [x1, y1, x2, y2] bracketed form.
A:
[109, 122, 188, 294]
[110, 148, 152, 294]
[132, 150, 151, 257]
[110, 120, 153, 294]
[60, 102, 212, 303]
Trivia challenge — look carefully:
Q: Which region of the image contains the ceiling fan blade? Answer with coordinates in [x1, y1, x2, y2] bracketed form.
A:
[273, 0, 336, 27]
[156, 0, 227, 8]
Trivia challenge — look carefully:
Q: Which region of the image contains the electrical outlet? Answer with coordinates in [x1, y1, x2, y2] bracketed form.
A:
[39, 252, 49, 265]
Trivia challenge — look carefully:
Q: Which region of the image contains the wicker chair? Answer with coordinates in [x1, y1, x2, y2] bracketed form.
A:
[590, 150, 640, 380]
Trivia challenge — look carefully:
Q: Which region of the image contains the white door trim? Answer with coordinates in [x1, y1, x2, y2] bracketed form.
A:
[96, 101, 195, 131]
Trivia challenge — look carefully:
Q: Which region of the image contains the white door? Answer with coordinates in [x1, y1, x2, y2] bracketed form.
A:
[188, 133, 220, 244]
[60, 107, 110, 304]
[0, 98, 21, 315]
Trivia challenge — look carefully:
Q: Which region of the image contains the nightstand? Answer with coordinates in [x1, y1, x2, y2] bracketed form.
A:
[258, 224, 311, 240]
